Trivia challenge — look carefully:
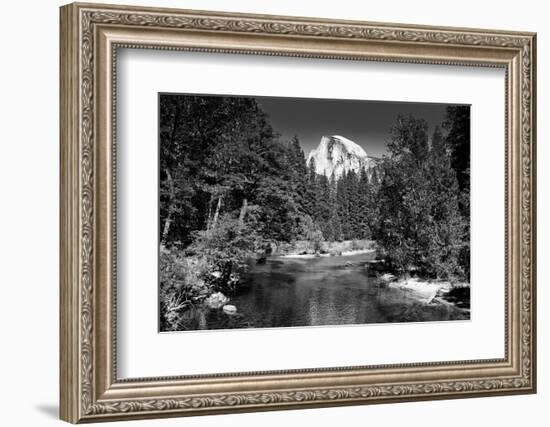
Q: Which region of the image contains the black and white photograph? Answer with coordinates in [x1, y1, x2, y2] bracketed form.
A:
[159, 94, 471, 332]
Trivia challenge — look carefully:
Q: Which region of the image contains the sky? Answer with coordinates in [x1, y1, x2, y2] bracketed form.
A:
[255, 96, 463, 158]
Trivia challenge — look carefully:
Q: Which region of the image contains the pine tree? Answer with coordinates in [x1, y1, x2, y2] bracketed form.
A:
[357, 168, 372, 239]
[443, 105, 470, 192]
[305, 157, 318, 219]
[336, 174, 351, 239]
[375, 115, 467, 279]
[424, 125, 467, 277]
[316, 174, 332, 240]
[287, 136, 309, 215]
[346, 171, 362, 238]
[328, 173, 342, 241]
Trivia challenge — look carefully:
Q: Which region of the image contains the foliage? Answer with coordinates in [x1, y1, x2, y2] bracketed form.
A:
[443, 107, 471, 275]
[159, 95, 309, 249]
[159, 250, 213, 330]
[159, 94, 470, 286]
[374, 115, 468, 279]
[443, 105, 470, 192]
[255, 177, 302, 242]
[300, 215, 324, 253]
[189, 213, 263, 291]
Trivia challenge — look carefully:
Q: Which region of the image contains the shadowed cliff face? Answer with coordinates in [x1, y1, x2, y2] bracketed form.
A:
[307, 135, 381, 181]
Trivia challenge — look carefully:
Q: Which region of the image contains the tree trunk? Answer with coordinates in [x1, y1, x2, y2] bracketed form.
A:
[238, 198, 248, 227]
[160, 100, 181, 249]
[160, 168, 176, 248]
[206, 196, 214, 231]
[211, 195, 223, 229]
[222, 261, 233, 290]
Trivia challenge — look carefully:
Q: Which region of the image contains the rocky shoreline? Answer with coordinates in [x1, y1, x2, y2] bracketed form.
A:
[381, 275, 470, 311]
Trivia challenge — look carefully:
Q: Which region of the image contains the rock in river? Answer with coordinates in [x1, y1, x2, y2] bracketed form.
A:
[380, 273, 396, 283]
[205, 292, 229, 309]
[222, 304, 237, 315]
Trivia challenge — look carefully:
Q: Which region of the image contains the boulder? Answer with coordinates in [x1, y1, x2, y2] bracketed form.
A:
[205, 292, 229, 309]
[380, 273, 396, 283]
[222, 304, 237, 315]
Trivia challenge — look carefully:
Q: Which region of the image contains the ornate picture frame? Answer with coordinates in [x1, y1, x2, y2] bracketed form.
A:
[60, 2, 536, 423]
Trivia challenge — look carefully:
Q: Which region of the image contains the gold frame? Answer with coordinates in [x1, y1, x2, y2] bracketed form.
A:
[60, 2, 537, 423]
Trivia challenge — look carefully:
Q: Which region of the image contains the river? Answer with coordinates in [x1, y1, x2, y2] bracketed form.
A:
[181, 252, 469, 331]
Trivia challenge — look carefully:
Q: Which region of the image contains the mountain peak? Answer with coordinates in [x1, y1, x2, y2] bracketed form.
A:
[323, 135, 367, 158]
[307, 135, 373, 179]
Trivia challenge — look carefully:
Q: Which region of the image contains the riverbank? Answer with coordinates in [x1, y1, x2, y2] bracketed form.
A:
[281, 248, 375, 259]
[275, 239, 375, 258]
[160, 242, 470, 331]
[385, 277, 470, 310]
[166, 253, 470, 331]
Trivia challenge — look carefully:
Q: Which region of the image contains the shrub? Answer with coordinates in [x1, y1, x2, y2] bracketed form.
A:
[159, 250, 213, 330]
[189, 213, 263, 291]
